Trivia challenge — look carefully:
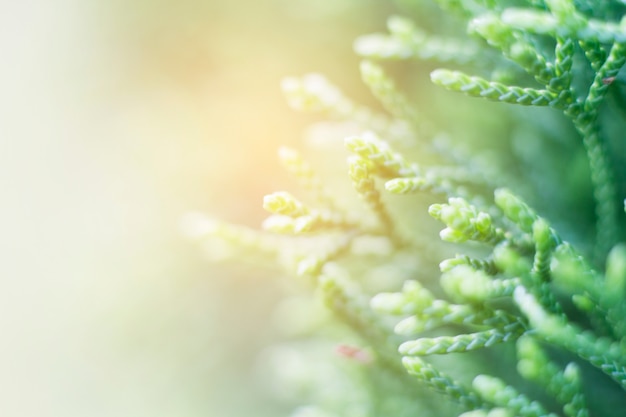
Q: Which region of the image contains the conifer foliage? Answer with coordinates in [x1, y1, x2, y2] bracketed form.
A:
[185, 1, 626, 416]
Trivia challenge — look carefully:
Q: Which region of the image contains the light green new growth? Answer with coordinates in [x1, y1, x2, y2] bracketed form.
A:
[401, 356, 485, 411]
[344, 132, 418, 179]
[440, 265, 520, 302]
[431, 69, 561, 107]
[472, 374, 558, 417]
[399, 327, 521, 356]
[355, 16, 479, 63]
[429, 197, 505, 244]
[189, 1, 626, 416]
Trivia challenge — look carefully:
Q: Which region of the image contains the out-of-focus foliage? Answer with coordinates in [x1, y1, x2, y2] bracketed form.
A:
[1, 1, 399, 416]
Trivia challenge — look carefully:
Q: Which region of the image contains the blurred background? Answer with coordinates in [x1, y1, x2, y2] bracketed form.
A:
[0, 0, 403, 416]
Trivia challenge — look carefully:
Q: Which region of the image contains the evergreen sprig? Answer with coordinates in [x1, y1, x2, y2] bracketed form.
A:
[189, 1, 626, 416]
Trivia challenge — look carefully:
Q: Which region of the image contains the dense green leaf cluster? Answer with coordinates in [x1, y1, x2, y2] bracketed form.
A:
[187, 1, 626, 416]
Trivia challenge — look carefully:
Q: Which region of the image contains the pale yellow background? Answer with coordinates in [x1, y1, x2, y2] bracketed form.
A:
[0, 0, 392, 415]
